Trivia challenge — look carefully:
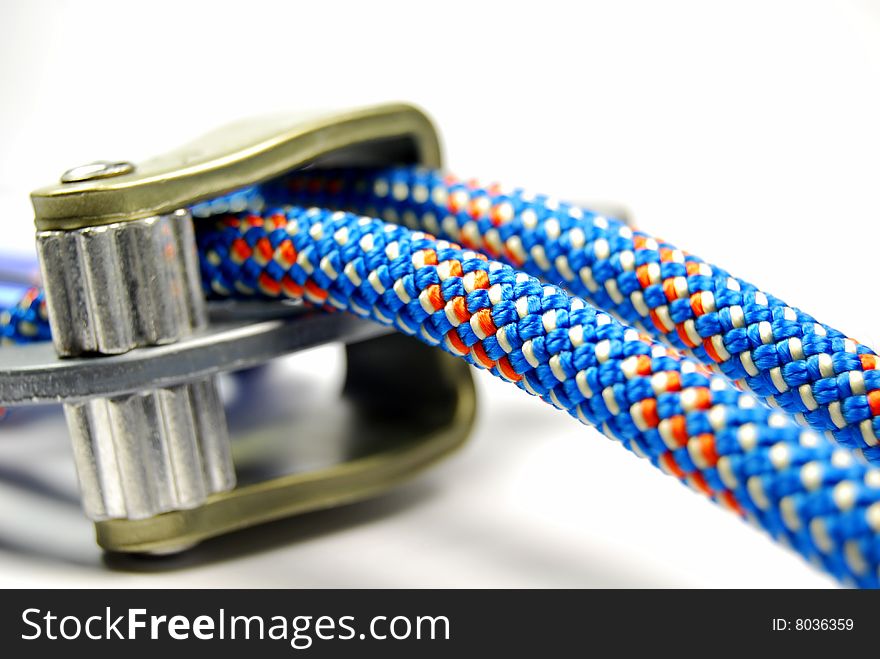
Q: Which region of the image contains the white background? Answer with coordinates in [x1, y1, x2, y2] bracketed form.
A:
[2, 0, 880, 587]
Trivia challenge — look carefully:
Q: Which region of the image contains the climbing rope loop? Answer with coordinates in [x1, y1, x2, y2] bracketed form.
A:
[3, 169, 880, 587]
[275, 168, 880, 463]
[196, 205, 880, 588]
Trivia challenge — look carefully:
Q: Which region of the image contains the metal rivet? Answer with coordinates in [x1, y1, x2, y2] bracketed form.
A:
[60, 160, 135, 184]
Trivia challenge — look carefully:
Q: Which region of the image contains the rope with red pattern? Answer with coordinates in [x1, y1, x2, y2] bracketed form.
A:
[197, 204, 880, 588]
[271, 167, 880, 464]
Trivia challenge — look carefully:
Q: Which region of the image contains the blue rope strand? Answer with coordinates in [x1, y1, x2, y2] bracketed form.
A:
[273, 167, 880, 462]
[3, 169, 880, 586]
[195, 204, 880, 588]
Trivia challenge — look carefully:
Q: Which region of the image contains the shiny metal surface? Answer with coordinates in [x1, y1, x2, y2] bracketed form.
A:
[0, 311, 390, 405]
[33, 209, 231, 521]
[59, 160, 135, 184]
[64, 380, 231, 521]
[17, 102, 452, 538]
[32, 103, 441, 231]
[35, 211, 205, 357]
[0, 304, 393, 521]
[95, 334, 476, 553]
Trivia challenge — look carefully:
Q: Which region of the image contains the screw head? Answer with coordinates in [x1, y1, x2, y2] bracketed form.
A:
[60, 160, 135, 184]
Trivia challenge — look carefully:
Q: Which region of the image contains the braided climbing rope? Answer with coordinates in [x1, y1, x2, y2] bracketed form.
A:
[3, 169, 880, 587]
[196, 206, 880, 587]
[274, 168, 880, 464]
[0, 285, 49, 345]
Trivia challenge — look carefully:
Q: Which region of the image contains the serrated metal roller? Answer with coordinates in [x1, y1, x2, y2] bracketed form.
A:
[35, 211, 235, 521]
[64, 381, 233, 520]
[36, 209, 205, 356]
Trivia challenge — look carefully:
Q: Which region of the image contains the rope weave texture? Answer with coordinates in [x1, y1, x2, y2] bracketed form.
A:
[275, 167, 880, 463]
[3, 168, 880, 586]
[196, 204, 880, 588]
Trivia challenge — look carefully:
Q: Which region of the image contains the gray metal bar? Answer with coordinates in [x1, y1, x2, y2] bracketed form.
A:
[0, 311, 390, 406]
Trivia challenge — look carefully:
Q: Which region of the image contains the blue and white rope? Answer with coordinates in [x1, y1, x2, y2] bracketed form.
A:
[275, 167, 880, 464]
[4, 168, 880, 587]
[196, 204, 880, 588]
[0, 284, 49, 345]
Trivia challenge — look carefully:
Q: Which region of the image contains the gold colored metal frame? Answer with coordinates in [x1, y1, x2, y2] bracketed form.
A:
[32, 103, 442, 231]
[97, 335, 476, 554]
[26, 103, 476, 553]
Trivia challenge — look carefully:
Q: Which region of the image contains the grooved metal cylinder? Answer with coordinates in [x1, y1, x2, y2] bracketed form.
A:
[36, 209, 206, 357]
[36, 211, 236, 521]
[64, 380, 234, 520]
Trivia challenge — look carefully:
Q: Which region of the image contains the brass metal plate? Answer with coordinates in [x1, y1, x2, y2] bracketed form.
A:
[29, 103, 462, 554]
[94, 335, 476, 554]
[32, 102, 441, 231]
